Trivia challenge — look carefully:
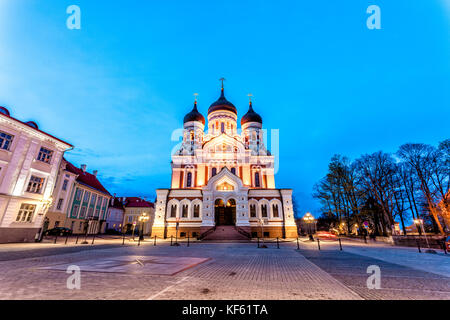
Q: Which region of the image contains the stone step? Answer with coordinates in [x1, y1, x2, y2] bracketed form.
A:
[202, 226, 250, 241]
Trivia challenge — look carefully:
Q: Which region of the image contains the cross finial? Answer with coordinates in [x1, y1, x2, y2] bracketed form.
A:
[219, 77, 226, 89]
[247, 93, 253, 103]
[193, 93, 198, 103]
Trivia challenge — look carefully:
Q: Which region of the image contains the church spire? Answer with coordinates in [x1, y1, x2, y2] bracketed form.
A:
[219, 77, 226, 97]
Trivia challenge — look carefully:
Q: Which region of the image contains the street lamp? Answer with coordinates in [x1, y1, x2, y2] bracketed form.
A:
[414, 218, 430, 248]
[303, 212, 315, 241]
[139, 212, 149, 241]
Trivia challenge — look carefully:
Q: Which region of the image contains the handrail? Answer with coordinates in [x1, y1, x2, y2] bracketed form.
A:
[198, 226, 216, 240]
[235, 226, 251, 239]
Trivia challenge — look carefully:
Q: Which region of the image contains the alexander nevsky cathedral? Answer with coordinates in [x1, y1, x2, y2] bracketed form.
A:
[153, 82, 297, 240]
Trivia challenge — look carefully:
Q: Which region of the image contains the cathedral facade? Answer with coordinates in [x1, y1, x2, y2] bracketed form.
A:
[153, 84, 297, 239]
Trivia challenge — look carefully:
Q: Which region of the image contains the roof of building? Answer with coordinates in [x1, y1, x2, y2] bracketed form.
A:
[64, 159, 111, 196]
[241, 101, 262, 125]
[183, 101, 205, 125]
[124, 197, 154, 208]
[0, 106, 73, 148]
[208, 88, 237, 115]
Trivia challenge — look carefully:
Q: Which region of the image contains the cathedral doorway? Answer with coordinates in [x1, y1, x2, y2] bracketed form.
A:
[214, 198, 236, 225]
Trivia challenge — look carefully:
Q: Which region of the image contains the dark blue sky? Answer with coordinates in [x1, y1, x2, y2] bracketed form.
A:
[0, 0, 449, 216]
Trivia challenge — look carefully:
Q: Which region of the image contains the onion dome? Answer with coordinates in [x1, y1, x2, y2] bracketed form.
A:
[208, 87, 237, 115]
[241, 101, 262, 125]
[25, 121, 39, 129]
[183, 101, 205, 125]
[0, 106, 10, 116]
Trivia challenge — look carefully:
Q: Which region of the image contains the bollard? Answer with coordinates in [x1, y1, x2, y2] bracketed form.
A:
[277, 237, 279, 249]
[257, 237, 260, 248]
[154, 235, 157, 246]
[338, 238, 343, 251]
[75, 235, 79, 244]
[91, 234, 96, 245]
[364, 235, 367, 244]
[442, 241, 447, 255]
[317, 238, 321, 250]
[187, 234, 190, 247]
[54, 235, 58, 244]
[170, 235, 173, 246]
[416, 239, 421, 253]
[122, 233, 125, 245]
[296, 237, 299, 250]
[65, 233, 69, 245]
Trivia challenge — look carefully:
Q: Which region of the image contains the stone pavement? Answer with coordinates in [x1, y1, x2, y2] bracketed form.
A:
[0, 241, 448, 300]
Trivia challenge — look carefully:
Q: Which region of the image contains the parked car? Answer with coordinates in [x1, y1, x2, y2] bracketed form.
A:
[316, 231, 338, 241]
[45, 227, 72, 236]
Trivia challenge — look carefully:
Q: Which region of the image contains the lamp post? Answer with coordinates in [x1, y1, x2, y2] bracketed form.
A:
[139, 213, 149, 241]
[414, 219, 430, 249]
[303, 212, 315, 241]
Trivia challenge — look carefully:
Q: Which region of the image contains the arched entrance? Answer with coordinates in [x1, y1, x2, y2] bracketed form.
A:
[215, 199, 236, 226]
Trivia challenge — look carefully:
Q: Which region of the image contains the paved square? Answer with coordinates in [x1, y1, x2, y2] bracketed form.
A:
[0, 240, 448, 300]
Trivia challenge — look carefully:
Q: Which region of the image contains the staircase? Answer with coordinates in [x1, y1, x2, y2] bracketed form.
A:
[201, 226, 250, 241]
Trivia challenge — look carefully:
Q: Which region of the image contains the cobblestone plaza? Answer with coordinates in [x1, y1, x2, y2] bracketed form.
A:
[0, 240, 448, 300]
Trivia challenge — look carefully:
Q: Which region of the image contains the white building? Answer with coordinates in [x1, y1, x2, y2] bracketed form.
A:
[0, 106, 73, 243]
[153, 84, 297, 240]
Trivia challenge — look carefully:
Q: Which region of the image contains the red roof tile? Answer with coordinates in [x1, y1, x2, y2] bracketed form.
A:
[64, 159, 111, 196]
[125, 197, 154, 208]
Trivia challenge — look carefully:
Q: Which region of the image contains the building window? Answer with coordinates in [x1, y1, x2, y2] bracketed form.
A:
[72, 205, 80, 217]
[37, 147, 53, 164]
[62, 179, 69, 191]
[250, 204, 257, 218]
[255, 172, 260, 187]
[231, 167, 236, 175]
[75, 189, 83, 201]
[186, 172, 192, 187]
[88, 207, 94, 217]
[83, 191, 90, 202]
[26, 176, 45, 194]
[170, 205, 177, 218]
[193, 204, 200, 218]
[212, 168, 217, 176]
[16, 204, 36, 222]
[0, 131, 13, 151]
[57, 198, 64, 210]
[79, 206, 87, 218]
[182, 205, 188, 218]
[91, 194, 97, 206]
[272, 204, 279, 217]
[190, 130, 194, 141]
[221, 122, 225, 133]
[261, 204, 268, 217]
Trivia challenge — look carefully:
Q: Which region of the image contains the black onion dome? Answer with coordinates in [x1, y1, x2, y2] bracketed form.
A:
[241, 101, 262, 125]
[208, 88, 237, 115]
[184, 101, 205, 125]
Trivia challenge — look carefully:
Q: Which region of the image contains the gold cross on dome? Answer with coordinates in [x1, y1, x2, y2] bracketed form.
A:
[193, 93, 198, 102]
[247, 93, 253, 102]
[219, 77, 226, 88]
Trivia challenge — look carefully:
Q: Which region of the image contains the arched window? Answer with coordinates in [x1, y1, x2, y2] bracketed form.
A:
[182, 205, 188, 218]
[212, 168, 217, 176]
[255, 172, 260, 187]
[272, 204, 279, 217]
[231, 167, 236, 175]
[186, 172, 192, 187]
[250, 204, 257, 218]
[221, 122, 225, 133]
[261, 204, 268, 217]
[193, 204, 200, 218]
[170, 205, 177, 218]
[189, 130, 194, 141]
